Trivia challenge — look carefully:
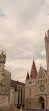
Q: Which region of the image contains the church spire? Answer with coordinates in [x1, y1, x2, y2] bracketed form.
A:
[30, 60, 37, 79]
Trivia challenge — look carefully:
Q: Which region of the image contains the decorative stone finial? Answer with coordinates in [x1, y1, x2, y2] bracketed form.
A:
[45, 32, 47, 37]
[47, 30, 49, 37]
[0, 50, 6, 64]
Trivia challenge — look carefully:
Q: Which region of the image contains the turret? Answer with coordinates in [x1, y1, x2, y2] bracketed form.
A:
[26, 71, 29, 80]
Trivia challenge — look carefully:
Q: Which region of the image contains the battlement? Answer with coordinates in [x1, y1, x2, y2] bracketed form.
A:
[0, 51, 6, 64]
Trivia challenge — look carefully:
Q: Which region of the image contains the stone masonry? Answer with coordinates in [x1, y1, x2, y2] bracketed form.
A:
[25, 30, 49, 110]
[0, 51, 11, 111]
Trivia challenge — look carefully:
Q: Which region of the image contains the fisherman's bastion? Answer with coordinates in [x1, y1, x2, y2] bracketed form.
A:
[0, 29, 49, 111]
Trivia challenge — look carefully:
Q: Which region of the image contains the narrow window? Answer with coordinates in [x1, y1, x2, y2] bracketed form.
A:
[30, 89, 31, 95]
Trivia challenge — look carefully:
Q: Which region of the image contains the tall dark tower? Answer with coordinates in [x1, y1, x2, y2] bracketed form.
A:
[45, 30, 49, 73]
[45, 30, 49, 109]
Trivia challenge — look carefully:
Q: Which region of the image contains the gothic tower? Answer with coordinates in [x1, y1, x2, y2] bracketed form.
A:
[45, 30, 49, 109]
[45, 30, 49, 74]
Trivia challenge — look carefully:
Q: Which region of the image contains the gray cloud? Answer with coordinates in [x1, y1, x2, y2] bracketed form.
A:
[0, 13, 5, 17]
[0, 0, 49, 82]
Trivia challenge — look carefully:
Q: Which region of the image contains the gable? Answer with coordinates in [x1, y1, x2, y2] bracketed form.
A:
[36, 67, 48, 80]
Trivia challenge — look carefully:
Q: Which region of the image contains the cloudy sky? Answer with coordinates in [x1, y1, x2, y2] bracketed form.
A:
[0, 0, 49, 82]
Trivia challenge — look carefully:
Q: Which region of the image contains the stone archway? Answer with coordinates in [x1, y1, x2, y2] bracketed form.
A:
[38, 96, 45, 109]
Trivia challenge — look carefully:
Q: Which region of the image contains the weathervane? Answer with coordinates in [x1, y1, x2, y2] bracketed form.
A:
[33, 55, 34, 60]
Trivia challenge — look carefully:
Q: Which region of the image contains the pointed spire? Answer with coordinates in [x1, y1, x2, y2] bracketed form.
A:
[30, 60, 37, 79]
[26, 71, 29, 80]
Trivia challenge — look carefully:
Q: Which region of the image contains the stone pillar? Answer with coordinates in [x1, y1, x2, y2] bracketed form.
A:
[44, 99, 46, 109]
[47, 96, 49, 109]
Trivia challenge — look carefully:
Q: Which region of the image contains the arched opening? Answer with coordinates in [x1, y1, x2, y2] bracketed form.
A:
[38, 97, 45, 109]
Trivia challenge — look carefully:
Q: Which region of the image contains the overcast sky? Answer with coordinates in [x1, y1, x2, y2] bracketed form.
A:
[0, 0, 49, 82]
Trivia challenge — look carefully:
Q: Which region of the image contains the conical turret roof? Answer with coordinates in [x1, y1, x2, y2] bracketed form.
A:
[26, 71, 29, 80]
[30, 60, 37, 79]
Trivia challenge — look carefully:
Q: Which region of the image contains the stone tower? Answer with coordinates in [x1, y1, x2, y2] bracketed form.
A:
[45, 30, 49, 73]
[0, 51, 11, 111]
[45, 30, 49, 109]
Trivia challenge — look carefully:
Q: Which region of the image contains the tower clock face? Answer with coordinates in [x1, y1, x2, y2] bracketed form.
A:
[40, 85, 45, 92]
